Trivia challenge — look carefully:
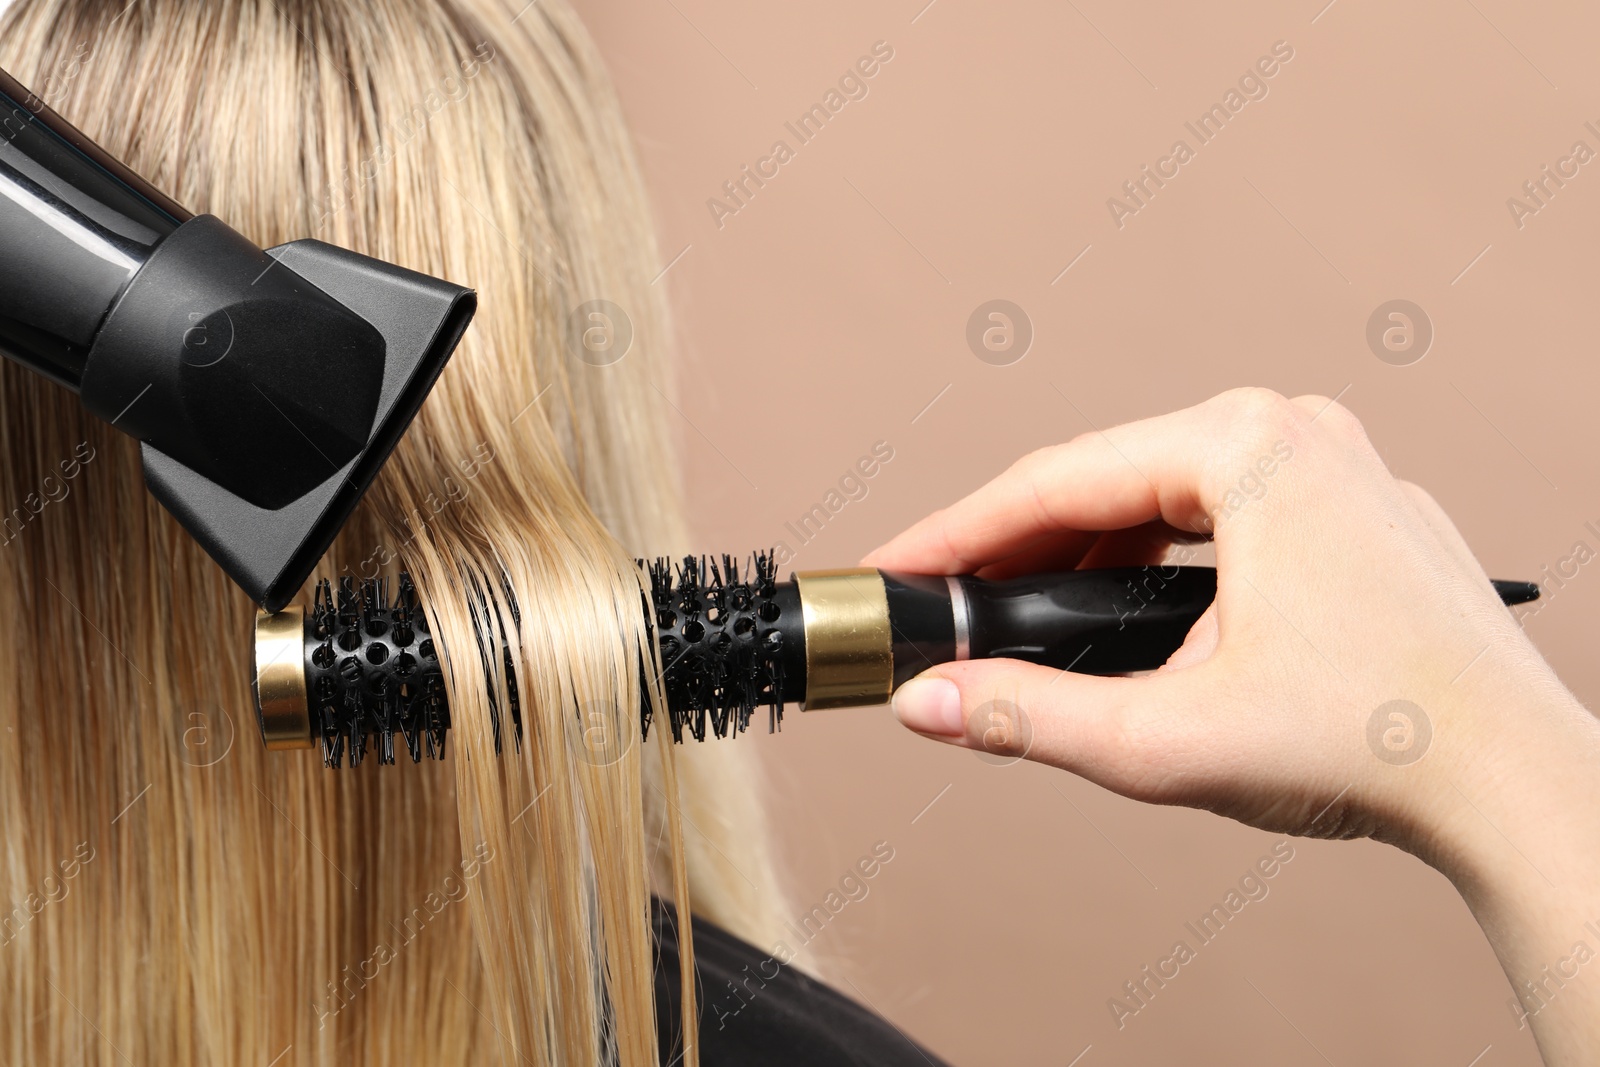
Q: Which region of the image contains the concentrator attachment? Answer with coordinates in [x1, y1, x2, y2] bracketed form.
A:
[251, 557, 1542, 768]
[0, 66, 476, 610]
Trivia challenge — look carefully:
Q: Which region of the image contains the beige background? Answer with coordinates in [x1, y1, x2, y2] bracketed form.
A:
[574, 1, 1598, 1063]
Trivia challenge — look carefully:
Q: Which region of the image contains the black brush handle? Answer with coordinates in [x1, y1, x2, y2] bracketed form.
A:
[881, 567, 1539, 685]
[958, 566, 1216, 675]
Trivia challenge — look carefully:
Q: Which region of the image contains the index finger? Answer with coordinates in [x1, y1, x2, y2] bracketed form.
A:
[861, 391, 1252, 574]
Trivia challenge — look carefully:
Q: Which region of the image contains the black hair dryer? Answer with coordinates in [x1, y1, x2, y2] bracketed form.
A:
[0, 66, 476, 610]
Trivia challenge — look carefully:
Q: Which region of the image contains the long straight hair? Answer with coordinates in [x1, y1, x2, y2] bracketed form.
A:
[0, 1, 784, 1063]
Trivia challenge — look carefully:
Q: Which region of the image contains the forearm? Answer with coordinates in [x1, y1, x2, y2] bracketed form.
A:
[1425, 688, 1600, 1064]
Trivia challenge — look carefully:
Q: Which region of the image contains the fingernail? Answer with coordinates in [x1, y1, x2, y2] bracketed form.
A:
[892, 678, 965, 737]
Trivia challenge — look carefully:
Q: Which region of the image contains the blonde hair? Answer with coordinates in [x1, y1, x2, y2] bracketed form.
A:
[0, 0, 784, 1063]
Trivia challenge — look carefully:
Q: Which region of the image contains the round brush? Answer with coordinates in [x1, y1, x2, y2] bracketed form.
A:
[253, 554, 1540, 769]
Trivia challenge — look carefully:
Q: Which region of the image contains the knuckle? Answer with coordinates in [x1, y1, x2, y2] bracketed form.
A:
[1394, 478, 1434, 507]
[1012, 444, 1060, 478]
[1066, 428, 1099, 451]
[1198, 389, 1302, 507]
[1290, 394, 1368, 444]
[1396, 479, 1450, 526]
[1216, 387, 1297, 434]
[935, 513, 976, 572]
[1011, 443, 1077, 502]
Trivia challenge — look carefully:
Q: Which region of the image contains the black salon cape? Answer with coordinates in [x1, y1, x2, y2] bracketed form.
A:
[652, 899, 952, 1066]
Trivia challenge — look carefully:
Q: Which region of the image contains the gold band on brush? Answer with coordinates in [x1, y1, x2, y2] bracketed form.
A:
[794, 568, 893, 710]
[255, 608, 314, 749]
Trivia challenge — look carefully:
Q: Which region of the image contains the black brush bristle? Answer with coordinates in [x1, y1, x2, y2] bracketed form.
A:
[306, 551, 796, 767]
[305, 574, 448, 768]
[649, 551, 788, 744]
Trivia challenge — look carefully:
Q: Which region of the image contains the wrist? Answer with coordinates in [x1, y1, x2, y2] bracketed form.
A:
[1408, 683, 1600, 1063]
[1392, 662, 1600, 917]
[1411, 680, 1598, 880]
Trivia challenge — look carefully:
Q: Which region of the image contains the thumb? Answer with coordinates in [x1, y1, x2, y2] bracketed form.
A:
[890, 658, 1208, 801]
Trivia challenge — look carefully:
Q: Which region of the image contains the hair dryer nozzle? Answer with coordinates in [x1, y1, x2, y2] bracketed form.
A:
[0, 66, 475, 610]
[105, 222, 477, 611]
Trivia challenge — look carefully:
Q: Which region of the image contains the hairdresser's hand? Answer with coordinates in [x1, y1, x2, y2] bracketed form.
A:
[864, 387, 1600, 1063]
